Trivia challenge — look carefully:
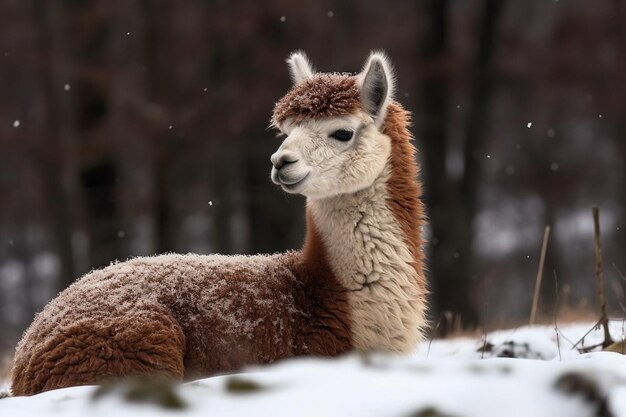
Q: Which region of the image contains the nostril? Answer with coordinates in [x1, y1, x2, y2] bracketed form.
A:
[281, 159, 297, 168]
[271, 154, 298, 170]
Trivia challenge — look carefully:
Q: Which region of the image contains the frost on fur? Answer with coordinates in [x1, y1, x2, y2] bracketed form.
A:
[11, 51, 427, 397]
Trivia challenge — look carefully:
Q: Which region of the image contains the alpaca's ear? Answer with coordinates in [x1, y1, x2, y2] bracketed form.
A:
[358, 51, 395, 128]
[286, 51, 315, 84]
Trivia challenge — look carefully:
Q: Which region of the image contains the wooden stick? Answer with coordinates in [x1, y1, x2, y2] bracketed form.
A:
[530, 226, 551, 325]
[592, 206, 613, 347]
[553, 270, 562, 361]
[570, 317, 603, 351]
[613, 263, 626, 281]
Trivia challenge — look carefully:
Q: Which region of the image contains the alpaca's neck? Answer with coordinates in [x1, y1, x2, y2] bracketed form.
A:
[304, 160, 426, 352]
[301, 103, 426, 352]
[307, 164, 414, 290]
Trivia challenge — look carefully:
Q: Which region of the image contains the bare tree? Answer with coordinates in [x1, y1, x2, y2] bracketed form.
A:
[36, 2, 88, 289]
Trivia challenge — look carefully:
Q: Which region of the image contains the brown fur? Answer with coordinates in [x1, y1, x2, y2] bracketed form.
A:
[11, 252, 350, 396]
[272, 74, 360, 126]
[383, 102, 427, 294]
[299, 209, 352, 350]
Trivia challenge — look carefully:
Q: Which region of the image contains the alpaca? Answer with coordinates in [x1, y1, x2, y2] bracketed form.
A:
[10, 51, 427, 396]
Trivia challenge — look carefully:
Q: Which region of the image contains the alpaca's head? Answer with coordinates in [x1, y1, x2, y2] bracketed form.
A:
[270, 51, 395, 200]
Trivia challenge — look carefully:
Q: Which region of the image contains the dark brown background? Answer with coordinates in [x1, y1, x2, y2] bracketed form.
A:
[1, 0, 625, 355]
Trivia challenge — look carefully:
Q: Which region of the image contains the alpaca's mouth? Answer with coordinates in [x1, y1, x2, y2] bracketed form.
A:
[272, 165, 310, 190]
[280, 173, 309, 191]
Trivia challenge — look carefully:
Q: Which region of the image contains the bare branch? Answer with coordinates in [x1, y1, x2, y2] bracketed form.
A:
[530, 226, 551, 325]
[553, 270, 561, 361]
[592, 206, 613, 348]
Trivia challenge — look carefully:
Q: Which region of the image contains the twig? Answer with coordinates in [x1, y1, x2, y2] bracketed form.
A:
[609, 278, 626, 354]
[530, 226, 551, 325]
[570, 317, 603, 351]
[579, 341, 605, 353]
[613, 263, 626, 281]
[480, 324, 488, 360]
[480, 278, 489, 359]
[426, 319, 442, 358]
[442, 311, 453, 337]
[619, 301, 626, 355]
[592, 206, 613, 348]
[494, 326, 521, 352]
[553, 270, 562, 361]
[557, 329, 576, 348]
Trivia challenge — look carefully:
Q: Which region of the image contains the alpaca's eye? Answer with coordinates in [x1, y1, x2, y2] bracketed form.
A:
[329, 129, 354, 142]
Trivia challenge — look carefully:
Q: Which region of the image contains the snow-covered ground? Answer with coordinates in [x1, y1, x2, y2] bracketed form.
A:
[1, 321, 625, 417]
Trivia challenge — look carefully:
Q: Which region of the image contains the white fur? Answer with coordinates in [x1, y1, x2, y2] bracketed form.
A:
[310, 165, 426, 352]
[271, 111, 388, 200]
[287, 51, 315, 84]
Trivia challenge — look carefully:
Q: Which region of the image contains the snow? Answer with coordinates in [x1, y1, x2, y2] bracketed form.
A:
[2, 321, 626, 416]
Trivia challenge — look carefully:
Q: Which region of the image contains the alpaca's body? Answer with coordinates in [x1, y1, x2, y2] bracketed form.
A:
[11, 251, 351, 395]
[11, 52, 427, 396]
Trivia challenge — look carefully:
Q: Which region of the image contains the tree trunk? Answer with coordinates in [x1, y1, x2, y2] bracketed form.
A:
[418, 0, 479, 330]
[36, 2, 89, 290]
[419, 0, 505, 331]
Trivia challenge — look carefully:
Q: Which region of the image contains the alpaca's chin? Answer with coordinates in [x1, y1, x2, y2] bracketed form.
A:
[280, 173, 309, 194]
[271, 167, 311, 194]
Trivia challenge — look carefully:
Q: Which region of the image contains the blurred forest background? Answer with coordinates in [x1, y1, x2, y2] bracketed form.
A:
[1, 0, 625, 357]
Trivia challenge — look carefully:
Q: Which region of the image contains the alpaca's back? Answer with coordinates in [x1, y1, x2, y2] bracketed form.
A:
[11, 252, 307, 395]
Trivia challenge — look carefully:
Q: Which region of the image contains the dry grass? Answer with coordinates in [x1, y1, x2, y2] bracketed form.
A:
[0, 351, 13, 384]
[430, 303, 600, 342]
[555, 304, 599, 325]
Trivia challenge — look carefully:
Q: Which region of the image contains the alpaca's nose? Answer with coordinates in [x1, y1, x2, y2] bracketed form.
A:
[271, 151, 298, 170]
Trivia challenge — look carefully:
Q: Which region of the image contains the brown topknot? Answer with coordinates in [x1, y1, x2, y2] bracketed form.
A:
[272, 73, 361, 127]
